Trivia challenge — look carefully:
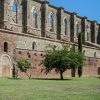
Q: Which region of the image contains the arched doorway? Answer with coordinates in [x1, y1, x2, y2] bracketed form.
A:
[0, 54, 12, 77]
[98, 67, 100, 75]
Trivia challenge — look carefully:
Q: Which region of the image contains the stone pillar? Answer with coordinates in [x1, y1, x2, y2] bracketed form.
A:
[57, 7, 64, 40]
[70, 12, 77, 42]
[41, 1, 49, 37]
[97, 24, 100, 44]
[0, 0, 4, 28]
[22, 0, 28, 33]
[81, 16, 87, 43]
[91, 21, 97, 43]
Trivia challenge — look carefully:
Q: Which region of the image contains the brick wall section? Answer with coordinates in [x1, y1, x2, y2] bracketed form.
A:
[0, 31, 16, 77]
[14, 49, 100, 78]
[0, 30, 100, 77]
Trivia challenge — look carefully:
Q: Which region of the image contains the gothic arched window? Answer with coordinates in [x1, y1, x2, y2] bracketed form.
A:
[86, 25, 90, 41]
[87, 32, 90, 41]
[64, 19, 68, 35]
[77, 24, 79, 34]
[94, 52, 96, 58]
[11, 1, 17, 12]
[11, 0, 17, 23]
[48, 13, 54, 32]
[32, 7, 38, 28]
[96, 27, 98, 43]
[32, 42, 37, 50]
[83, 50, 85, 56]
[4, 42, 8, 52]
[32, 11, 38, 28]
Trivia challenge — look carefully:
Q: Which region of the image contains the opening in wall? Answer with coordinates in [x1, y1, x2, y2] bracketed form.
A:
[32, 11, 38, 28]
[4, 42, 8, 52]
[31, 6, 38, 28]
[87, 32, 90, 41]
[11, 0, 17, 12]
[11, 0, 17, 23]
[48, 12, 54, 32]
[83, 50, 85, 56]
[32, 42, 37, 50]
[64, 18, 68, 35]
[98, 67, 100, 75]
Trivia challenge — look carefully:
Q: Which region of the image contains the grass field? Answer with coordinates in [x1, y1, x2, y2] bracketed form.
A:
[0, 77, 100, 100]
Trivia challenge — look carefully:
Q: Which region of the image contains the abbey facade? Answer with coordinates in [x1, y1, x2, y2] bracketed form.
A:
[0, 0, 100, 78]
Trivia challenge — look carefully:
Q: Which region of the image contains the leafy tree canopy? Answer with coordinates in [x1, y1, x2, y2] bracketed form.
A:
[17, 59, 31, 79]
[42, 44, 84, 79]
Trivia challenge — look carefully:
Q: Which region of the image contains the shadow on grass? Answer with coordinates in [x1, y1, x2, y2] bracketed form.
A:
[7, 77, 22, 80]
[32, 78, 72, 81]
[96, 76, 100, 79]
[7, 77, 72, 81]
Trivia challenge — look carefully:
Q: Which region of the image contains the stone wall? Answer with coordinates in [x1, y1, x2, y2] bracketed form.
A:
[0, 0, 99, 44]
[0, 0, 23, 32]
[14, 33, 100, 77]
[0, 0, 100, 78]
[24, 0, 42, 36]
[0, 30, 100, 77]
[0, 31, 16, 77]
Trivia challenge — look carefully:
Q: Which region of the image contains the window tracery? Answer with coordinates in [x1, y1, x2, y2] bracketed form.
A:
[64, 18, 68, 35]
[10, 0, 17, 23]
[48, 12, 54, 32]
[31, 6, 38, 28]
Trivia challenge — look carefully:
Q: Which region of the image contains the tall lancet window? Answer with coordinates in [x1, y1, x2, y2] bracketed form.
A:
[32, 11, 38, 28]
[32, 6, 38, 28]
[96, 27, 98, 43]
[11, 0, 17, 23]
[86, 25, 90, 41]
[64, 18, 68, 35]
[48, 13, 54, 32]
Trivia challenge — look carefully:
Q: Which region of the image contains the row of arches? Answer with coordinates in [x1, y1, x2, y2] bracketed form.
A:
[10, 0, 91, 40]
[10, 0, 80, 34]
[10, 0, 38, 28]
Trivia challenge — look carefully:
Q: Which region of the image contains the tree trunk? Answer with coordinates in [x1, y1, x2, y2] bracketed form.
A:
[71, 67, 76, 77]
[78, 32, 83, 77]
[78, 67, 82, 78]
[60, 71, 63, 80]
[25, 72, 31, 79]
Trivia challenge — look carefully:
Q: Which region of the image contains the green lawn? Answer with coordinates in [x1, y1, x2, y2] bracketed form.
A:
[0, 77, 100, 100]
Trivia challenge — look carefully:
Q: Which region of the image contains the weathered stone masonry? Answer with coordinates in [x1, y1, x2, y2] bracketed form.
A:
[0, 0, 100, 78]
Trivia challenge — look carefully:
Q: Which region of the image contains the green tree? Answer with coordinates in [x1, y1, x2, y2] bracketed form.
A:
[70, 46, 84, 77]
[70, 44, 76, 77]
[78, 32, 83, 77]
[17, 59, 31, 79]
[41, 44, 84, 79]
[78, 32, 83, 52]
[42, 45, 71, 80]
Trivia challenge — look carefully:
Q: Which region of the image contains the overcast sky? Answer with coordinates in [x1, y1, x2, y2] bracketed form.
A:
[47, 0, 100, 23]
